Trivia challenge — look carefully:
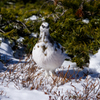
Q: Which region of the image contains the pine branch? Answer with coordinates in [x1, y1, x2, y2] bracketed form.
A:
[0, 29, 5, 33]
[37, 0, 53, 16]
[0, 20, 31, 34]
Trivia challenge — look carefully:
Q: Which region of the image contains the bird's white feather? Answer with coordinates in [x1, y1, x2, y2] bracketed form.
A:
[32, 22, 71, 76]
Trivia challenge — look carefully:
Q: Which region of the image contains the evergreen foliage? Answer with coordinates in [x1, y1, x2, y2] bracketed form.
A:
[0, 0, 100, 67]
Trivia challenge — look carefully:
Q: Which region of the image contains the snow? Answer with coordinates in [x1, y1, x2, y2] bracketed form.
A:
[0, 83, 48, 100]
[0, 39, 100, 100]
[0, 42, 13, 56]
[25, 15, 38, 21]
[17, 37, 24, 43]
[30, 32, 38, 38]
[82, 18, 89, 24]
[89, 49, 100, 73]
[25, 15, 45, 21]
[0, 37, 3, 41]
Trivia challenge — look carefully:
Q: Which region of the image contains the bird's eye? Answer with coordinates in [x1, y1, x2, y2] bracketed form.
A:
[42, 24, 49, 29]
[42, 25, 45, 28]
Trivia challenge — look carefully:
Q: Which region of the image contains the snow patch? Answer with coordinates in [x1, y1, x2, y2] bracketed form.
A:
[0, 42, 13, 55]
[17, 37, 24, 43]
[82, 18, 89, 24]
[25, 15, 45, 21]
[30, 32, 38, 38]
[25, 15, 38, 21]
[0, 83, 48, 100]
[89, 49, 100, 73]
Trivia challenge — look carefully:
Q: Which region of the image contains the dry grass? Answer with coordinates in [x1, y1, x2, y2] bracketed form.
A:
[0, 90, 9, 98]
[49, 77, 100, 100]
[0, 55, 100, 100]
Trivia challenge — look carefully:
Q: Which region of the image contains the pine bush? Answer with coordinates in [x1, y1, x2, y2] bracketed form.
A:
[0, 0, 100, 67]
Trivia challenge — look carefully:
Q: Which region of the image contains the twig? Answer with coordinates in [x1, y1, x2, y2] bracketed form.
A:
[13, 20, 31, 34]
[0, 20, 31, 34]
[37, 0, 67, 22]
[37, 0, 54, 16]
[47, 3, 67, 22]
[0, 29, 5, 33]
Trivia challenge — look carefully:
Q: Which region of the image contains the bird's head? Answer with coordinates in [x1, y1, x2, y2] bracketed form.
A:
[40, 22, 49, 33]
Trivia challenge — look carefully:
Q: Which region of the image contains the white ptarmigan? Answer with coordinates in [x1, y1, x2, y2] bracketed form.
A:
[32, 22, 72, 76]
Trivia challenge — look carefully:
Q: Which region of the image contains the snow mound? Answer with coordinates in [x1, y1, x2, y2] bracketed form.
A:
[25, 15, 38, 21]
[89, 49, 100, 73]
[0, 42, 13, 55]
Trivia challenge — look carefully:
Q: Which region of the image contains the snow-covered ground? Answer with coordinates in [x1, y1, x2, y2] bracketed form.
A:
[0, 39, 100, 100]
[0, 82, 48, 100]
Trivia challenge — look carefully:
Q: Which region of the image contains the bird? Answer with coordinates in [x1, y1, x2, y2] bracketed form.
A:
[32, 22, 73, 76]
